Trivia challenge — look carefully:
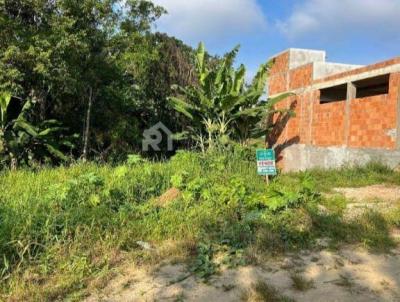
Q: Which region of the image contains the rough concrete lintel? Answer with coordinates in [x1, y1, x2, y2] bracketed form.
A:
[268, 63, 400, 99]
[312, 62, 363, 80]
[288, 49, 326, 70]
[268, 48, 326, 61]
[315, 64, 400, 90]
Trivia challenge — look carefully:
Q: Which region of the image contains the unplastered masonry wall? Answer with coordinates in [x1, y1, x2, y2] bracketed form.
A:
[268, 49, 400, 171]
[268, 51, 290, 94]
[289, 64, 314, 91]
[312, 93, 346, 147]
[348, 73, 399, 149]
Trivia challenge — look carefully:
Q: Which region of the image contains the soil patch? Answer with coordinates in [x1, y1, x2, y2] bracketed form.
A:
[154, 188, 182, 207]
[85, 245, 400, 302]
[333, 185, 400, 203]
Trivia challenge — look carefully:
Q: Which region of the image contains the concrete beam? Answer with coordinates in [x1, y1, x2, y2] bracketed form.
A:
[313, 62, 363, 80]
[268, 63, 400, 99]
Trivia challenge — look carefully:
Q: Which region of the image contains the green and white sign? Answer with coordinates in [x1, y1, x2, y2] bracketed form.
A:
[256, 149, 277, 176]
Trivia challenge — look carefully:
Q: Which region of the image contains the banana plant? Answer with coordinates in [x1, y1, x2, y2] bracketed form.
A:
[169, 42, 294, 148]
[0, 92, 75, 168]
[0, 91, 11, 129]
[0, 92, 12, 155]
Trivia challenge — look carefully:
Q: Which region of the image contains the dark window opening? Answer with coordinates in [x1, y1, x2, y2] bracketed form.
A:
[354, 74, 389, 99]
[320, 84, 347, 104]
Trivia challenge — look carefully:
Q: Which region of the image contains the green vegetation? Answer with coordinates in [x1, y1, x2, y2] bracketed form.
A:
[0, 92, 74, 168]
[169, 43, 292, 149]
[288, 162, 400, 192]
[0, 1, 205, 166]
[1, 2, 400, 301]
[0, 149, 399, 300]
[0, 1, 292, 167]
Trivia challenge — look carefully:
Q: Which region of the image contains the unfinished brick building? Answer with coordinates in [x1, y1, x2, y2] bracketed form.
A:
[268, 49, 400, 171]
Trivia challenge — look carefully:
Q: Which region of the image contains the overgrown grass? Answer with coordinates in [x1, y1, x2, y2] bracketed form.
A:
[282, 162, 400, 192]
[0, 148, 399, 300]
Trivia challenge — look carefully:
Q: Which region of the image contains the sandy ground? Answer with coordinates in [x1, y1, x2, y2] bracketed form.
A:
[331, 185, 400, 220]
[333, 185, 400, 203]
[84, 185, 400, 302]
[85, 245, 400, 302]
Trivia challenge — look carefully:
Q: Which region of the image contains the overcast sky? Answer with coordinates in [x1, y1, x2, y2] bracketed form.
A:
[151, 0, 400, 78]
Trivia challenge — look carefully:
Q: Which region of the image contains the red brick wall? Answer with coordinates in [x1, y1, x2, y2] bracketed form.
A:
[286, 96, 300, 142]
[298, 92, 314, 145]
[312, 92, 346, 147]
[348, 95, 394, 148]
[270, 52, 289, 75]
[270, 96, 292, 147]
[289, 64, 313, 91]
[348, 73, 399, 149]
[268, 94, 299, 166]
[269, 74, 288, 95]
[269, 52, 290, 95]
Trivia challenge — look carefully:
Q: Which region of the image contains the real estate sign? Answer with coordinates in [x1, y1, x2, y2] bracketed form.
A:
[256, 149, 277, 176]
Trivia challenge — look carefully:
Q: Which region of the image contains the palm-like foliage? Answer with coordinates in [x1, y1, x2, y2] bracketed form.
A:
[169, 42, 293, 148]
[0, 92, 12, 155]
[0, 92, 75, 168]
[0, 92, 12, 130]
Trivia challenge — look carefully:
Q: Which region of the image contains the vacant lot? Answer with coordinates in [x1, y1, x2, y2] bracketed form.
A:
[0, 149, 399, 301]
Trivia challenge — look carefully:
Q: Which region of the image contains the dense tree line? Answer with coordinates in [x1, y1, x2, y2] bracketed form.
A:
[0, 1, 290, 168]
[0, 0, 207, 166]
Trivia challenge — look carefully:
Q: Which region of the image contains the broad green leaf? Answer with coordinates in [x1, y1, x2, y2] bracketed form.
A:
[171, 131, 189, 141]
[0, 92, 11, 128]
[14, 119, 39, 137]
[233, 64, 245, 94]
[234, 106, 267, 118]
[38, 127, 63, 137]
[168, 97, 195, 120]
[45, 144, 68, 161]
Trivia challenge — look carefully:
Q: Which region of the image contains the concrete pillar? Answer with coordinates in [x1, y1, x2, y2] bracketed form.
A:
[345, 82, 356, 147]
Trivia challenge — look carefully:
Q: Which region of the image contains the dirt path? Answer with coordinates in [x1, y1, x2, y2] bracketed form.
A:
[85, 185, 400, 302]
[85, 245, 400, 302]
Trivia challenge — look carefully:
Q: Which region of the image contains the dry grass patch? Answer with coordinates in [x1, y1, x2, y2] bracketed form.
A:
[241, 281, 295, 302]
[290, 274, 314, 291]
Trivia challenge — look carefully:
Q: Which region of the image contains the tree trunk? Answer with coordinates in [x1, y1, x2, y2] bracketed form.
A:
[31, 89, 47, 121]
[82, 87, 94, 162]
[10, 153, 17, 171]
[39, 95, 46, 121]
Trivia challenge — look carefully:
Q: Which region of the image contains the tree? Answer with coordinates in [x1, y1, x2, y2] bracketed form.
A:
[0, 0, 165, 161]
[122, 34, 197, 141]
[169, 43, 293, 150]
[0, 92, 73, 169]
